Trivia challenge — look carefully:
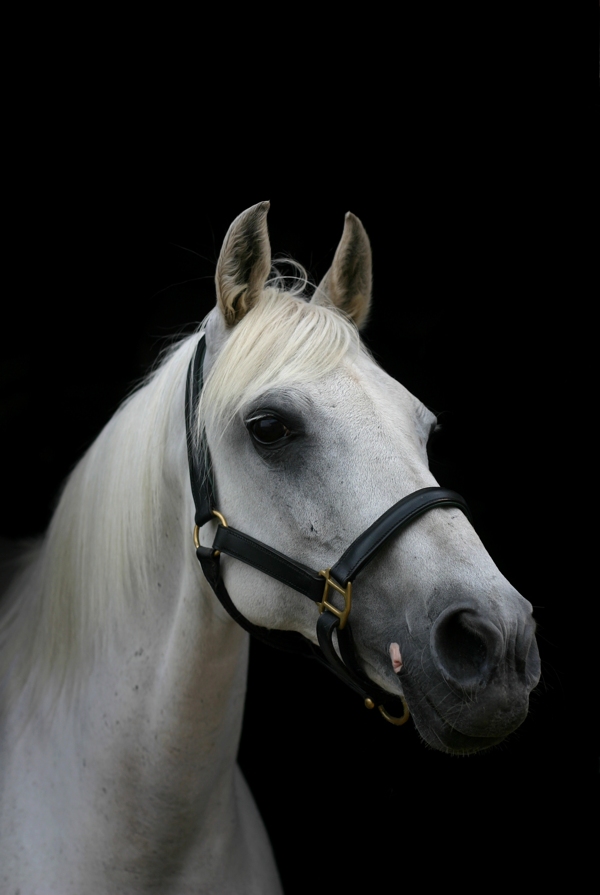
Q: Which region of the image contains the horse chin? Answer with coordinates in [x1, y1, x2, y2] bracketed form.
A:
[402, 682, 531, 755]
[412, 715, 513, 755]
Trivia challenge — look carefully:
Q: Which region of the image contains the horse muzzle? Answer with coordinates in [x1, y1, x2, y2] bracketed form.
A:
[399, 600, 541, 753]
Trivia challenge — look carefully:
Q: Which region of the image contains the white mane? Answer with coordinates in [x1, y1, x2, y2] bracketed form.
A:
[0, 282, 366, 712]
[0, 333, 198, 712]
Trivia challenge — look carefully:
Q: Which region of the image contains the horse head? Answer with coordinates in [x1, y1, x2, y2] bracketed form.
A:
[192, 201, 540, 754]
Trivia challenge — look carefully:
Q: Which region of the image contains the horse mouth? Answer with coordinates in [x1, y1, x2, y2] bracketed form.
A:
[399, 676, 529, 755]
[415, 714, 509, 754]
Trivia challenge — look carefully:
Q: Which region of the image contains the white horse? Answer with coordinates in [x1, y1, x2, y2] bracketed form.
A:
[0, 202, 540, 894]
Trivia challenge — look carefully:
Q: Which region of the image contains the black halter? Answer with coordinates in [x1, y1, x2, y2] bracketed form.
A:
[185, 333, 471, 725]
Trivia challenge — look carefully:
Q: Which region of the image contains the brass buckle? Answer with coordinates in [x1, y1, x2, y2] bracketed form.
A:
[193, 509, 228, 555]
[318, 569, 352, 630]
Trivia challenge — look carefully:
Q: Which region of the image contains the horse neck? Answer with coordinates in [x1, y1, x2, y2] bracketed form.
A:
[2, 339, 250, 806]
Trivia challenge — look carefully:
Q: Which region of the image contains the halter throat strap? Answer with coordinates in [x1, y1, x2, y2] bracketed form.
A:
[185, 333, 471, 722]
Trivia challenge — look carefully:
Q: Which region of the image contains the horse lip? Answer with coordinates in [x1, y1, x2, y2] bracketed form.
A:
[398, 669, 527, 754]
[416, 696, 508, 752]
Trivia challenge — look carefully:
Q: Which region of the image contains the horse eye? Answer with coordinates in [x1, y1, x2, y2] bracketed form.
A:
[248, 416, 292, 445]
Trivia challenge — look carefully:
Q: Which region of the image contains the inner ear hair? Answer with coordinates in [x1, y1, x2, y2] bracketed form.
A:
[313, 212, 372, 330]
[216, 201, 272, 326]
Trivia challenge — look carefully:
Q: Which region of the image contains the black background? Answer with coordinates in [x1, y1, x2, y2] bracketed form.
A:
[1, 74, 583, 887]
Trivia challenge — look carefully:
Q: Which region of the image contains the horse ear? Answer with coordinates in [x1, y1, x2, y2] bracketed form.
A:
[215, 201, 272, 326]
[313, 212, 372, 330]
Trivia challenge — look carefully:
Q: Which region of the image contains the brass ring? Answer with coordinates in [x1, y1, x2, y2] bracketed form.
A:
[192, 509, 228, 553]
[211, 509, 228, 528]
[378, 696, 410, 726]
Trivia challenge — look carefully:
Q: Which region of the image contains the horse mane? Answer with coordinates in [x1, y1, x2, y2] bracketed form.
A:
[0, 275, 366, 713]
[0, 333, 198, 713]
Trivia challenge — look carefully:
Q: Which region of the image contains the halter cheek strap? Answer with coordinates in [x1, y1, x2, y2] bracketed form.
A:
[186, 334, 472, 724]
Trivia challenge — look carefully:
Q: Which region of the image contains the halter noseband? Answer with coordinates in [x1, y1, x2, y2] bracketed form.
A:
[185, 333, 471, 725]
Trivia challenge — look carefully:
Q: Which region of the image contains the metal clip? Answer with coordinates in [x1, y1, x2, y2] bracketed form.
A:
[318, 569, 352, 629]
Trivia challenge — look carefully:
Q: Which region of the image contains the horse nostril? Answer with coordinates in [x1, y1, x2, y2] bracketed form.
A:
[431, 607, 503, 689]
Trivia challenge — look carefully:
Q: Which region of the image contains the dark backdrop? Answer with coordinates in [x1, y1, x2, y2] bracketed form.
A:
[2, 182, 572, 887]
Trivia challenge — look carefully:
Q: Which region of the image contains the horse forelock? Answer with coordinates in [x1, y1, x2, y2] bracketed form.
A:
[197, 285, 366, 446]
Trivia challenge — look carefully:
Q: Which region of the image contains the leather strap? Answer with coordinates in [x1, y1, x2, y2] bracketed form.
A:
[330, 487, 471, 585]
[213, 526, 326, 603]
[196, 544, 319, 657]
[196, 541, 403, 713]
[210, 488, 470, 602]
[185, 334, 215, 527]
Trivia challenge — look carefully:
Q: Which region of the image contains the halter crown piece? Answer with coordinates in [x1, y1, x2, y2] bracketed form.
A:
[185, 333, 472, 725]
